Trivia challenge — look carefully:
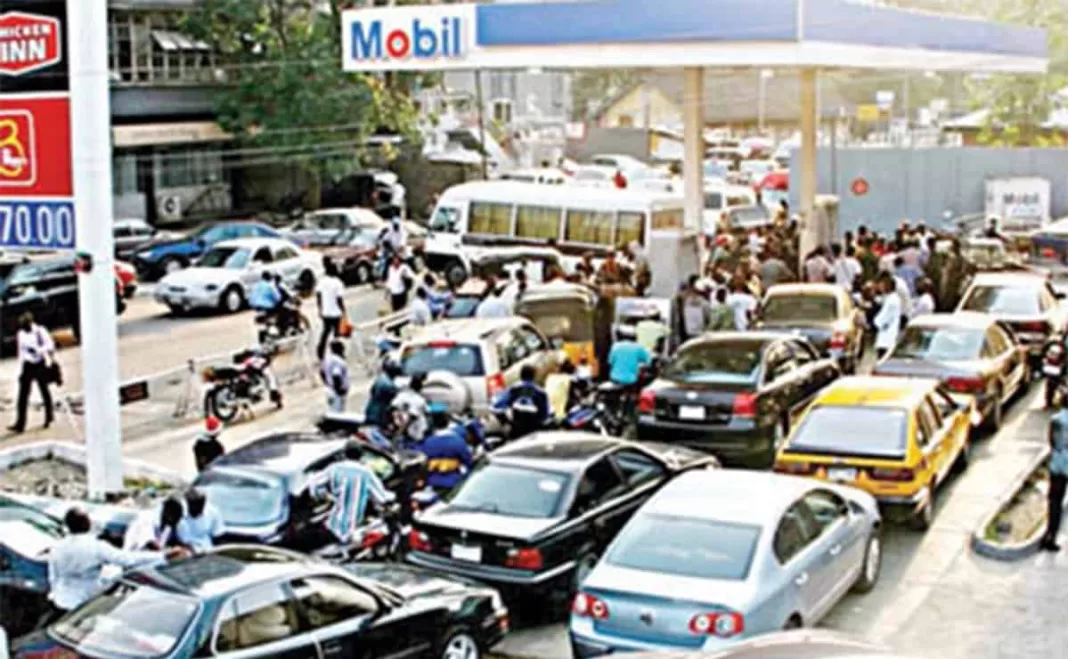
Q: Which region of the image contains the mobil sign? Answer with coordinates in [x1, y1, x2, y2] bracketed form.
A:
[342, 4, 474, 72]
[0, 11, 62, 76]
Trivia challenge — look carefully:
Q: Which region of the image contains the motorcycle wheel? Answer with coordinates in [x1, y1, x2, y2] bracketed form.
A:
[208, 385, 240, 423]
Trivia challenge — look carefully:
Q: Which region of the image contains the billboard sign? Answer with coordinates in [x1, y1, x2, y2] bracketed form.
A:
[342, 4, 475, 72]
[0, 0, 74, 250]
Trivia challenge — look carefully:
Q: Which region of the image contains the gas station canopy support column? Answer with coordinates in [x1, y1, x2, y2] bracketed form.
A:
[341, 0, 1047, 248]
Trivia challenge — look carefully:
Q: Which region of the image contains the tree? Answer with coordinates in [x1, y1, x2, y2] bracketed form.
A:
[570, 70, 640, 121]
[183, 0, 421, 183]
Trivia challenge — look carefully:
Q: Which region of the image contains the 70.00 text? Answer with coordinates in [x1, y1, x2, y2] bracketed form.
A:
[0, 201, 77, 250]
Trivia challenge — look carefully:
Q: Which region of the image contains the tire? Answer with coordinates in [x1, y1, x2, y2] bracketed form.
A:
[436, 626, 481, 659]
[298, 270, 315, 295]
[909, 484, 935, 532]
[167, 304, 183, 317]
[160, 256, 186, 276]
[208, 385, 239, 423]
[572, 551, 599, 593]
[852, 529, 882, 594]
[354, 262, 373, 286]
[983, 386, 1003, 433]
[444, 260, 468, 287]
[952, 436, 971, 475]
[220, 286, 244, 314]
[1046, 379, 1057, 409]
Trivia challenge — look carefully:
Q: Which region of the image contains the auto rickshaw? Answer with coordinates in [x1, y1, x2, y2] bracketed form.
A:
[515, 282, 615, 377]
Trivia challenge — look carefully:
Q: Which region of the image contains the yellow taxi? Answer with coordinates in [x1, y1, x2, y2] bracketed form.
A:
[774, 376, 973, 530]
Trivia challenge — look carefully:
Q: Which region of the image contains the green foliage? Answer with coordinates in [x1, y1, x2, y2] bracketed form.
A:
[182, 0, 421, 179]
[571, 70, 640, 120]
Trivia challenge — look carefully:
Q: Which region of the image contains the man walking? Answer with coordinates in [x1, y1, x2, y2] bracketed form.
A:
[9, 312, 55, 434]
[315, 261, 346, 360]
[1043, 402, 1068, 552]
[322, 339, 351, 413]
[873, 273, 903, 360]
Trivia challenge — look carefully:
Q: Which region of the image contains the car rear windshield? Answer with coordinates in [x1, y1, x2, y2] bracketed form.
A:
[193, 468, 286, 527]
[761, 294, 838, 323]
[0, 503, 63, 557]
[520, 300, 594, 342]
[662, 340, 763, 385]
[787, 405, 909, 458]
[51, 582, 198, 659]
[892, 326, 984, 361]
[606, 514, 761, 581]
[960, 285, 1041, 316]
[401, 344, 485, 377]
[447, 463, 571, 518]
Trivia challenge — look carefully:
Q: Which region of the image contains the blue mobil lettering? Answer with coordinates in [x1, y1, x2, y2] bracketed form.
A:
[351, 17, 462, 60]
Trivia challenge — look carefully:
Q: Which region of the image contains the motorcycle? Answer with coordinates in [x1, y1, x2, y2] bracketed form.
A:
[562, 381, 630, 437]
[256, 300, 311, 351]
[203, 348, 283, 422]
[1042, 338, 1068, 408]
[311, 489, 440, 562]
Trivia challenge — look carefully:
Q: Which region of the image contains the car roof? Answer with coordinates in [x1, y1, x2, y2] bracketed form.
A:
[908, 311, 994, 330]
[491, 431, 626, 473]
[213, 237, 297, 250]
[518, 282, 597, 304]
[684, 331, 794, 348]
[208, 433, 346, 475]
[313, 207, 384, 221]
[813, 375, 938, 409]
[643, 470, 816, 527]
[968, 271, 1047, 286]
[128, 545, 333, 599]
[406, 317, 529, 344]
[764, 283, 846, 299]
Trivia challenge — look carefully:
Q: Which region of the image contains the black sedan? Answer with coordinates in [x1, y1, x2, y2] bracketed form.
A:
[872, 312, 1029, 431]
[636, 332, 840, 467]
[406, 432, 718, 611]
[13, 545, 509, 659]
[192, 432, 426, 550]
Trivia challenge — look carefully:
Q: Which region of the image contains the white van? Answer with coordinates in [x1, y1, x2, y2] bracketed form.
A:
[703, 181, 758, 235]
[501, 168, 569, 185]
[425, 181, 696, 294]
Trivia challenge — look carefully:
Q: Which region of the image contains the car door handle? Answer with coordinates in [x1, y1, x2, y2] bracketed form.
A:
[829, 544, 842, 557]
[795, 572, 809, 586]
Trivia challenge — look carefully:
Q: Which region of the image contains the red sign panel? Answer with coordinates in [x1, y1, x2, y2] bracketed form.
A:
[0, 11, 63, 77]
[851, 177, 870, 197]
[0, 95, 71, 197]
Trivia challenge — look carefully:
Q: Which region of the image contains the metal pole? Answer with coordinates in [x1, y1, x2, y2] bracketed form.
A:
[798, 68, 819, 267]
[68, 0, 123, 498]
[683, 67, 705, 235]
[758, 73, 766, 133]
[474, 70, 489, 179]
[830, 115, 838, 197]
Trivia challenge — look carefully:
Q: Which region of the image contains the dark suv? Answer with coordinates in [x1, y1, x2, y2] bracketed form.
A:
[0, 254, 125, 347]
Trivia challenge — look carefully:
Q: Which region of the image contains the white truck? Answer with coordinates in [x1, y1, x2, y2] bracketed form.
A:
[985, 177, 1051, 233]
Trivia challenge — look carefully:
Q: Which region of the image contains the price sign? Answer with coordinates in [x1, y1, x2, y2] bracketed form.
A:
[0, 200, 75, 249]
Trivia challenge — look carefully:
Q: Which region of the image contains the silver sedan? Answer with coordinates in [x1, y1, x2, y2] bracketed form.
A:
[569, 470, 882, 656]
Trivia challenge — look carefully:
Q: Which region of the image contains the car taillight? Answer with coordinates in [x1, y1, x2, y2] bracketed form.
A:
[504, 547, 543, 570]
[408, 530, 432, 552]
[689, 612, 745, 637]
[486, 373, 506, 399]
[945, 376, 985, 394]
[732, 393, 757, 418]
[774, 462, 815, 475]
[572, 592, 610, 620]
[361, 529, 387, 548]
[1018, 321, 1049, 334]
[868, 467, 916, 482]
[1047, 345, 1064, 364]
[638, 388, 656, 414]
[829, 332, 847, 349]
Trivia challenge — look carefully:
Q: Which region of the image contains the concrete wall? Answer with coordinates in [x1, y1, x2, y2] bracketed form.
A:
[566, 127, 651, 162]
[790, 147, 1068, 237]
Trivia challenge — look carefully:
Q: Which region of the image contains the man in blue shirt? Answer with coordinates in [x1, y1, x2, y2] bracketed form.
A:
[416, 404, 474, 493]
[364, 360, 401, 428]
[608, 329, 652, 388]
[310, 441, 395, 545]
[1043, 403, 1068, 552]
[493, 365, 550, 439]
[175, 489, 226, 552]
[249, 271, 281, 312]
[894, 255, 923, 298]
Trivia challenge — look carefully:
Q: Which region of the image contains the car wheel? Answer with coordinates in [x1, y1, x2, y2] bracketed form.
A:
[161, 256, 186, 275]
[952, 437, 971, 475]
[783, 614, 803, 630]
[355, 263, 372, 285]
[852, 529, 882, 594]
[438, 627, 481, 659]
[220, 286, 244, 314]
[445, 260, 468, 287]
[984, 386, 1003, 433]
[909, 485, 935, 532]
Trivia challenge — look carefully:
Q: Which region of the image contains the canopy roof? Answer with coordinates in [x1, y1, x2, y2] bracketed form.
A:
[342, 0, 1047, 73]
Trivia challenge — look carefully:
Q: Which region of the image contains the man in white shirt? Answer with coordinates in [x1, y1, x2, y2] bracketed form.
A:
[9, 312, 55, 434]
[914, 278, 936, 317]
[385, 256, 415, 313]
[175, 489, 226, 553]
[475, 286, 511, 319]
[874, 274, 903, 359]
[831, 244, 862, 293]
[48, 507, 174, 616]
[804, 246, 834, 283]
[408, 287, 433, 326]
[726, 282, 758, 331]
[315, 261, 347, 360]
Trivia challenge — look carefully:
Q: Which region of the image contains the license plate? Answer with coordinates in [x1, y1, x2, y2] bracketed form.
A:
[450, 544, 482, 563]
[678, 405, 706, 421]
[1044, 365, 1061, 376]
[828, 467, 858, 482]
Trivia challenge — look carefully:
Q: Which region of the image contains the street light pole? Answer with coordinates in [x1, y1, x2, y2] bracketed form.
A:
[758, 69, 773, 134]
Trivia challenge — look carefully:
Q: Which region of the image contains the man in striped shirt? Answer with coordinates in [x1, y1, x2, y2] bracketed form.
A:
[309, 441, 395, 544]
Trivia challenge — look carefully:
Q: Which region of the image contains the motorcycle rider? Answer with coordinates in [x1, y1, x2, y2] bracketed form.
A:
[192, 415, 225, 472]
[493, 364, 551, 439]
[309, 440, 396, 548]
[391, 372, 429, 446]
[378, 217, 408, 277]
[417, 402, 474, 495]
[249, 271, 282, 324]
[364, 359, 401, 428]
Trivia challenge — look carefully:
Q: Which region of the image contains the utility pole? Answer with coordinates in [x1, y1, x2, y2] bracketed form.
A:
[474, 70, 489, 180]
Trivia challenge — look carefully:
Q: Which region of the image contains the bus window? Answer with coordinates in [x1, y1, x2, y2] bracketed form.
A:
[651, 209, 683, 231]
[429, 206, 461, 233]
[516, 206, 562, 241]
[565, 210, 614, 246]
[727, 195, 753, 207]
[617, 212, 646, 246]
[470, 202, 513, 236]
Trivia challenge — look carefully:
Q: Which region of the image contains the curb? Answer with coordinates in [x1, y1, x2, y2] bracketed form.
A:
[971, 446, 1051, 561]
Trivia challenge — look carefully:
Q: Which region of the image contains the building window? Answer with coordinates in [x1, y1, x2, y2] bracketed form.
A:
[491, 99, 513, 124]
[112, 154, 141, 195]
[109, 10, 212, 85]
[158, 147, 224, 189]
[565, 210, 614, 246]
[651, 209, 683, 231]
[515, 206, 561, 241]
[469, 202, 513, 236]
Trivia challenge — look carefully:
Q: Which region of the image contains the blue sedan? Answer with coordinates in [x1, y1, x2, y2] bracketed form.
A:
[130, 220, 283, 279]
[569, 470, 882, 656]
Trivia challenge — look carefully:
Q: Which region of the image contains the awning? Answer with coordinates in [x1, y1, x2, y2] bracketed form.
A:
[152, 30, 210, 52]
[112, 121, 232, 148]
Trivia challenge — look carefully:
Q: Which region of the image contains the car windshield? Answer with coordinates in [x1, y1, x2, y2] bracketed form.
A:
[606, 514, 761, 580]
[662, 340, 764, 384]
[0, 502, 64, 557]
[193, 468, 286, 527]
[519, 300, 594, 342]
[447, 463, 571, 518]
[50, 582, 198, 659]
[729, 206, 770, 228]
[401, 344, 485, 377]
[787, 405, 909, 458]
[892, 326, 985, 361]
[197, 247, 250, 269]
[961, 285, 1041, 316]
[429, 207, 460, 232]
[761, 294, 838, 323]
